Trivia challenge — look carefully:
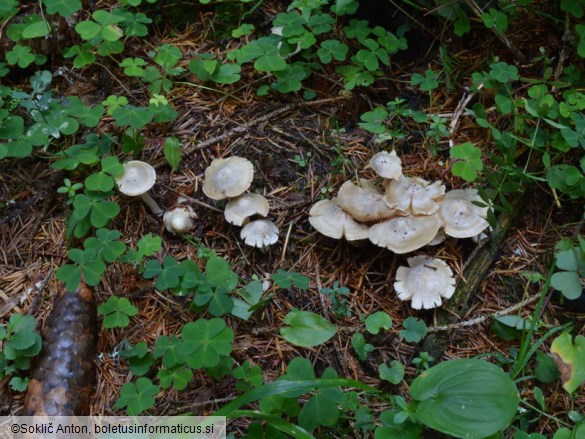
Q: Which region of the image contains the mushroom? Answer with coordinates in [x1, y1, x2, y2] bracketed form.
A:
[225, 193, 269, 226]
[367, 150, 402, 179]
[240, 219, 279, 249]
[368, 214, 441, 254]
[309, 198, 369, 242]
[439, 189, 489, 238]
[115, 160, 163, 216]
[383, 175, 445, 215]
[163, 205, 196, 234]
[203, 156, 254, 200]
[394, 255, 456, 309]
[336, 179, 396, 222]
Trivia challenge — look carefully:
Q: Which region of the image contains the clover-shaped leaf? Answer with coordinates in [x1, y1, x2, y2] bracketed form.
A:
[98, 296, 138, 328]
[450, 142, 484, 182]
[158, 366, 193, 391]
[152, 335, 185, 368]
[43, 0, 82, 17]
[83, 228, 126, 263]
[181, 318, 234, 370]
[411, 69, 439, 92]
[114, 377, 160, 415]
[271, 269, 310, 289]
[378, 361, 405, 384]
[317, 39, 348, 64]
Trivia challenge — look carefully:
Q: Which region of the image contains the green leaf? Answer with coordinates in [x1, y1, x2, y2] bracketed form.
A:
[450, 142, 483, 182]
[114, 377, 160, 415]
[10, 376, 29, 391]
[112, 105, 154, 129]
[6, 45, 35, 68]
[43, 0, 82, 17]
[152, 335, 184, 368]
[551, 271, 582, 299]
[98, 296, 138, 328]
[90, 200, 120, 228]
[163, 136, 181, 171]
[85, 171, 114, 192]
[481, 8, 508, 32]
[22, 20, 50, 39]
[181, 318, 234, 369]
[378, 361, 405, 384]
[411, 69, 439, 92]
[280, 310, 336, 347]
[535, 351, 560, 384]
[271, 270, 310, 289]
[365, 311, 392, 334]
[351, 333, 374, 360]
[400, 317, 428, 343]
[489, 61, 518, 83]
[158, 366, 193, 391]
[376, 409, 423, 438]
[232, 23, 255, 38]
[75, 20, 101, 40]
[550, 332, 585, 393]
[317, 39, 348, 63]
[411, 359, 520, 438]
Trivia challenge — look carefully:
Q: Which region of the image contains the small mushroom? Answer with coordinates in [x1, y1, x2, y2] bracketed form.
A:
[225, 193, 269, 226]
[394, 255, 456, 309]
[439, 189, 489, 238]
[203, 156, 254, 200]
[240, 219, 279, 249]
[367, 150, 402, 179]
[368, 214, 441, 254]
[163, 205, 196, 234]
[115, 160, 162, 216]
[336, 179, 396, 222]
[383, 175, 445, 215]
[309, 198, 369, 242]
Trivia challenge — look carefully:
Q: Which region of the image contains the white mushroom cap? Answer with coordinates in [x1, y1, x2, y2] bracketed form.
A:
[240, 219, 279, 248]
[225, 193, 269, 226]
[337, 179, 396, 222]
[394, 256, 456, 309]
[367, 151, 402, 179]
[203, 156, 254, 200]
[309, 198, 369, 242]
[368, 214, 441, 254]
[164, 205, 196, 234]
[115, 160, 162, 216]
[116, 160, 156, 196]
[439, 189, 489, 238]
[383, 175, 445, 215]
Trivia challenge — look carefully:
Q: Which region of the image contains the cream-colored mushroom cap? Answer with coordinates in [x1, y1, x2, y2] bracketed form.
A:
[164, 205, 196, 234]
[394, 256, 456, 309]
[115, 160, 156, 196]
[337, 179, 396, 222]
[240, 219, 279, 248]
[225, 193, 269, 226]
[203, 156, 254, 200]
[383, 175, 445, 215]
[309, 198, 369, 241]
[368, 151, 402, 179]
[439, 189, 489, 238]
[368, 214, 441, 254]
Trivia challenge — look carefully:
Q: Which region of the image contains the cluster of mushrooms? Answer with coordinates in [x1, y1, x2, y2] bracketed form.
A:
[112, 157, 278, 249]
[114, 160, 197, 234]
[309, 150, 490, 310]
[202, 156, 279, 249]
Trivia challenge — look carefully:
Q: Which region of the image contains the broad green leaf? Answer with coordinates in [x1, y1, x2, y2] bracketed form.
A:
[163, 136, 181, 171]
[280, 310, 336, 347]
[450, 142, 483, 182]
[378, 361, 404, 384]
[22, 20, 50, 39]
[182, 318, 234, 369]
[411, 359, 519, 438]
[85, 171, 114, 192]
[90, 200, 120, 228]
[365, 311, 392, 334]
[550, 332, 585, 393]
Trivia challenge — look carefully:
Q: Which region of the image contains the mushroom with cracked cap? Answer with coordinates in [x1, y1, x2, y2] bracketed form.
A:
[203, 156, 254, 200]
[438, 188, 489, 238]
[368, 214, 441, 254]
[383, 175, 445, 215]
[309, 198, 370, 242]
[240, 219, 279, 249]
[225, 193, 269, 226]
[394, 255, 456, 309]
[367, 150, 402, 179]
[115, 160, 163, 216]
[336, 179, 396, 222]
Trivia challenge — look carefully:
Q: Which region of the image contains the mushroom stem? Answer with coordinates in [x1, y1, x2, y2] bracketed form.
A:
[139, 192, 163, 217]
